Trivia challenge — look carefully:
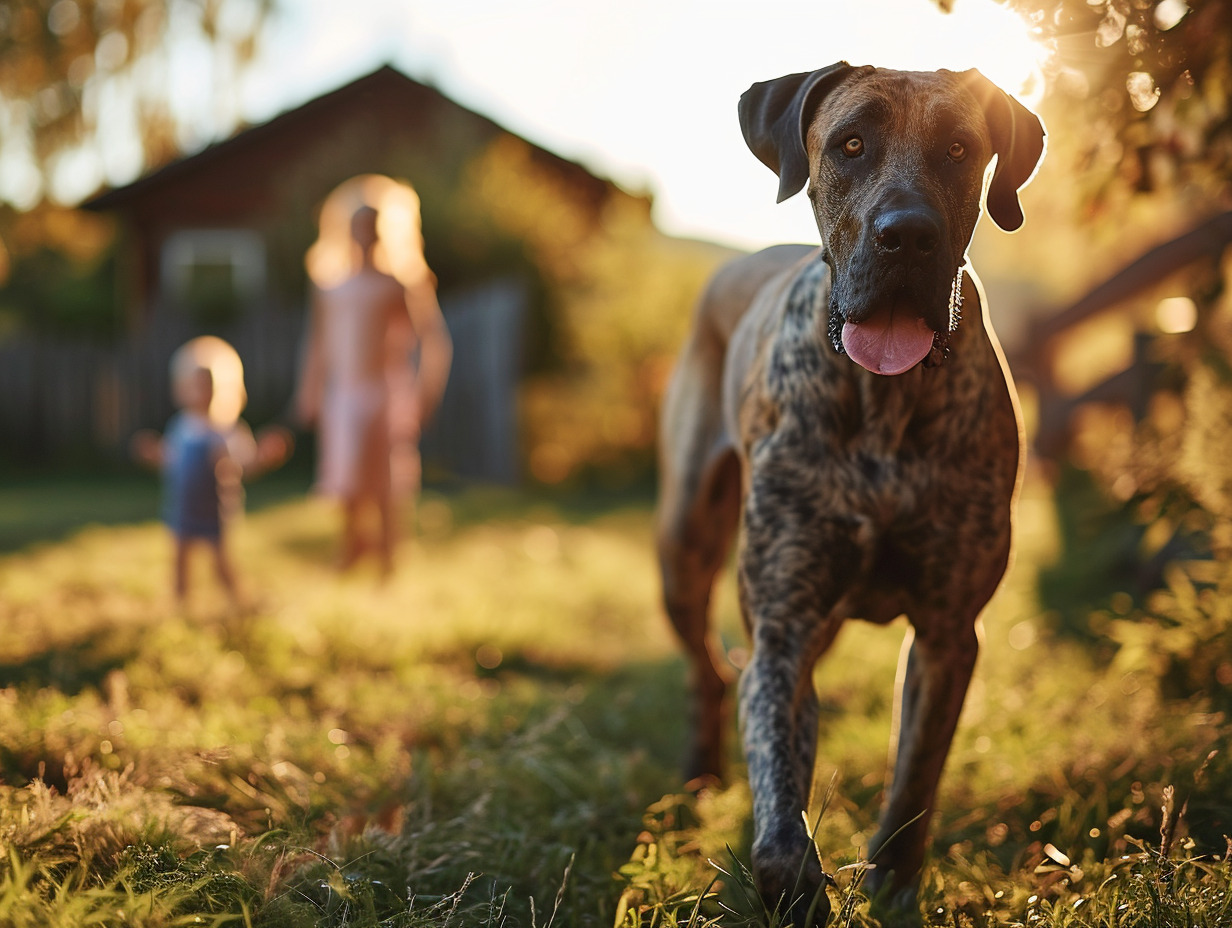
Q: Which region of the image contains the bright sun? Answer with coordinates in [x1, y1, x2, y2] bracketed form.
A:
[951, 3, 1051, 107]
[917, 1, 1052, 107]
[814, 0, 1052, 108]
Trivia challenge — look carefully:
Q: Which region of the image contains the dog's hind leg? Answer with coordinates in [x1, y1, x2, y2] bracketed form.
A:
[656, 334, 742, 784]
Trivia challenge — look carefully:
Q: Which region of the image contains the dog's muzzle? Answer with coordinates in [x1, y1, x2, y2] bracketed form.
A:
[824, 214, 964, 376]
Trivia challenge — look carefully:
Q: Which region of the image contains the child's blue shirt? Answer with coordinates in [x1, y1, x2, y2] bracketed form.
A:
[161, 412, 227, 540]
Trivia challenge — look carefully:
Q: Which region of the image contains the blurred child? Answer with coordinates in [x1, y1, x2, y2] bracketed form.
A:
[132, 336, 291, 609]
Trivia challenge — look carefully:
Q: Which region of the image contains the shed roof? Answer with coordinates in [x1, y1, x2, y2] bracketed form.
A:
[82, 64, 620, 214]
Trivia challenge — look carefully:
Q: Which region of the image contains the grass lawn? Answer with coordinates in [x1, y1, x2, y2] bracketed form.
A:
[0, 469, 310, 553]
[0, 471, 1229, 926]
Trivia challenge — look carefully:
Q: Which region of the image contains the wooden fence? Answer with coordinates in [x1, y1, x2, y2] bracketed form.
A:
[0, 279, 526, 484]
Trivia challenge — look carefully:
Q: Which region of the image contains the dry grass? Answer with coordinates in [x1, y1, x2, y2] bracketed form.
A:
[0, 474, 1228, 925]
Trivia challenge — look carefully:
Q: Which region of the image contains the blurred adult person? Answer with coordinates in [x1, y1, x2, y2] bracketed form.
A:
[297, 188, 451, 578]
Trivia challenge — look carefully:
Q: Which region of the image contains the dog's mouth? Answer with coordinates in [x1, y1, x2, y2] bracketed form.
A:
[840, 302, 935, 376]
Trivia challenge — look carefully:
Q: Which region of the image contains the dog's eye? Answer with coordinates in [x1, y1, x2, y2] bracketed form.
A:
[842, 137, 864, 157]
[948, 141, 967, 162]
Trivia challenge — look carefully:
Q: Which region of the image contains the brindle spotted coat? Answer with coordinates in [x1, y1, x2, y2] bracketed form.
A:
[655, 64, 1044, 926]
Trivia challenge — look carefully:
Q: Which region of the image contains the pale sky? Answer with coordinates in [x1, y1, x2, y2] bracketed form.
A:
[225, 0, 1050, 249]
[19, 0, 1048, 251]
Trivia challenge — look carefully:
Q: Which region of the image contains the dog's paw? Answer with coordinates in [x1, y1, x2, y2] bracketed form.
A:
[753, 842, 831, 927]
[862, 869, 922, 927]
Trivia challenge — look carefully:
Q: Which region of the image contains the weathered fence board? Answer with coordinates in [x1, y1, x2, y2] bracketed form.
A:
[0, 280, 525, 483]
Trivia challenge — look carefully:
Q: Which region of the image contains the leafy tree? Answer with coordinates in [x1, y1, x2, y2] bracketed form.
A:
[0, 0, 270, 209]
[931, 0, 1230, 210]
[1044, 1, 1224, 205]
[0, 0, 272, 343]
[947, 1, 1232, 681]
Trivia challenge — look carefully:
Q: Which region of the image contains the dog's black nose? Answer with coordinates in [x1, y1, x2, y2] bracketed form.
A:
[873, 208, 941, 261]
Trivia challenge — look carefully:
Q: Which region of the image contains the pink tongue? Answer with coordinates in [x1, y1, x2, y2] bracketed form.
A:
[841, 308, 935, 375]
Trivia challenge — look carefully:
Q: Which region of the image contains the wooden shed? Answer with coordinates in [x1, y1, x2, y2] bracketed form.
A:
[1, 64, 652, 482]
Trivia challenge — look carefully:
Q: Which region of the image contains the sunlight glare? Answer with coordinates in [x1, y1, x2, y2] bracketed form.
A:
[49, 146, 104, 206]
[1154, 0, 1189, 31]
[1156, 296, 1197, 334]
[910, 1, 1051, 109]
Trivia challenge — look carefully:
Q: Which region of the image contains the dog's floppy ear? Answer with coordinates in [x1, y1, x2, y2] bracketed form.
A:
[958, 69, 1046, 233]
[739, 62, 854, 203]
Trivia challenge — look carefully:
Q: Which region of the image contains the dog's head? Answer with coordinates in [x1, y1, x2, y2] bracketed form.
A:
[739, 64, 1045, 375]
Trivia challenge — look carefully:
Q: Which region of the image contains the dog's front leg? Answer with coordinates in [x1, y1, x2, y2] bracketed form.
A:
[866, 623, 979, 904]
[740, 636, 829, 926]
[738, 491, 856, 926]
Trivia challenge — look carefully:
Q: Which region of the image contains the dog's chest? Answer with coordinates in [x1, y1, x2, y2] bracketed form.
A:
[760, 313, 976, 476]
[738, 263, 1014, 534]
[769, 377, 947, 522]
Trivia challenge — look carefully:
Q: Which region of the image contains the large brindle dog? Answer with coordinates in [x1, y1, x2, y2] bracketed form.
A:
[655, 63, 1045, 924]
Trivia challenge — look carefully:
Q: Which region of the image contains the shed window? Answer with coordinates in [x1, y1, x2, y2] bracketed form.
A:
[161, 229, 266, 325]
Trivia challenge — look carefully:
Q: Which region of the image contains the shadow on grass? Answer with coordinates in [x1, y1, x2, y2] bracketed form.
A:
[0, 629, 139, 696]
[286, 652, 699, 928]
[0, 469, 313, 553]
[419, 479, 656, 530]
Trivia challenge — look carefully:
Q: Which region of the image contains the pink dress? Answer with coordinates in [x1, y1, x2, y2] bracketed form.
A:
[313, 271, 424, 499]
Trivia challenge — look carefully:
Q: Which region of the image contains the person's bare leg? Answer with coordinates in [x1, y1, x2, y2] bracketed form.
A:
[211, 538, 241, 609]
[338, 497, 364, 570]
[173, 535, 191, 607]
[371, 431, 397, 579]
[377, 492, 397, 580]
[403, 444, 422, 547]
